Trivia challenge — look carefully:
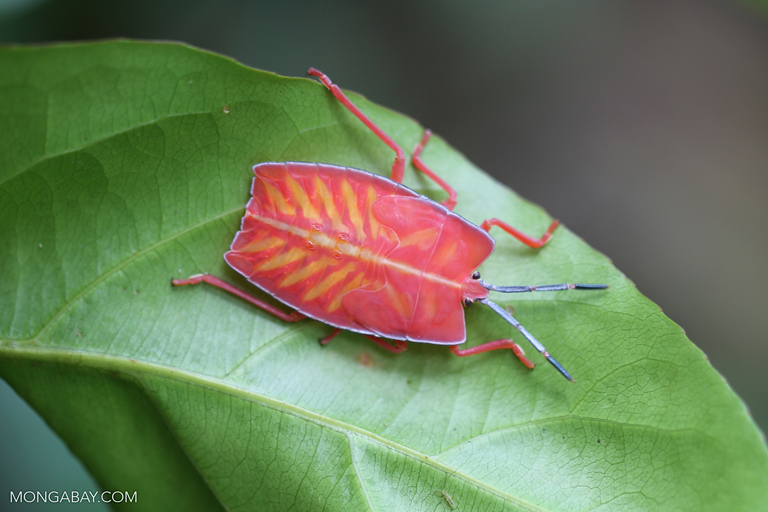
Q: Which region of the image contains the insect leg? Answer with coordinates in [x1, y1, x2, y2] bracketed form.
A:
[480, 218, 560, 249]
[319, 328, 407, 354]
[450, 340, 535, 369]
[172, 274, 305, 322]
[362, 335, 408, 354]
[319, 328, 342, 346]
[481, 298, 574, 381]
[307, 68, 406, 183]
[411, 130, 458, 210]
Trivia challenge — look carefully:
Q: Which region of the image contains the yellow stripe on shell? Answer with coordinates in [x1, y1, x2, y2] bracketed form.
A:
[303, 263, 356, 303]
[341, 179, 365, 241]
[278, 257, 335, 288]
[255, 246, 305, 272]
[262, 180, 295, 216]
[326, 273, 365, 312]
[286, 174, 321, 221]
[312, 174, 343, 231]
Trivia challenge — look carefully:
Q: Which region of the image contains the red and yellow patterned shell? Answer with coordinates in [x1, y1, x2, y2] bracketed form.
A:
[224, 162, 494, 344]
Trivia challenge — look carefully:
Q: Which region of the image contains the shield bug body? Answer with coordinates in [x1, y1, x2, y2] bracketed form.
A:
[173, 68, 607, 381]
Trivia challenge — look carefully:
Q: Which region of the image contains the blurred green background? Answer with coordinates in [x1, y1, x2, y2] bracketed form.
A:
[2, 0, 767, 505]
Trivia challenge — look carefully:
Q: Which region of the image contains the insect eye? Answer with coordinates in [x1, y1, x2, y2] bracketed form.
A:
[463, 298, 473, 307]
[472, 271, 481, 280]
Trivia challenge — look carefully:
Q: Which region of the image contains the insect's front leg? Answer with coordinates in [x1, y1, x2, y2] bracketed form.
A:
[449, 339, 534, 369]
[481, 218, 560, 248]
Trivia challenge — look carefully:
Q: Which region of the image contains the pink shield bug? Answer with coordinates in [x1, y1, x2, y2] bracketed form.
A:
[173, 68, 607, 381]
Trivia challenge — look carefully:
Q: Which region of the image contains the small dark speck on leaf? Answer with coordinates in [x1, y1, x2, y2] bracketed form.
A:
[597, 439, 601, 443]
[358, 353, 374, 367]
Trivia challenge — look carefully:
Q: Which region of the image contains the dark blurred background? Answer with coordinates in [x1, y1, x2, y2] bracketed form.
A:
[2, 0, 766, 501]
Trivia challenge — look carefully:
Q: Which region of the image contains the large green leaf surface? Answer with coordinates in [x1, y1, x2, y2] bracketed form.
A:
[1, 41, 766, 511]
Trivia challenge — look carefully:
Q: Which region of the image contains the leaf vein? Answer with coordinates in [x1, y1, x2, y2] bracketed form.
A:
[0, 346, 548, 511]
[0, 110, 219, 188]
[347, 434, 376, 512]
[29, 207, 243, 342]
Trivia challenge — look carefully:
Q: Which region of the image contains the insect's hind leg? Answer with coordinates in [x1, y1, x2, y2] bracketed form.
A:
[450, 340, 535, 369]
[308, 68, 406, 183]
[308, 68, 461, 209]
[172, 274, 305, 323]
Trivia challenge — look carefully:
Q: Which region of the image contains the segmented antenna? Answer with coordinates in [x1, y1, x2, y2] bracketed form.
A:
[480, 298, 575, 381]
[478, 280, 608, 293]
[475, 274, 607, 381]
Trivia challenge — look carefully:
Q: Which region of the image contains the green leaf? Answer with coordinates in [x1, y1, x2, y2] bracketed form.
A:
[2, 41, 766, 511]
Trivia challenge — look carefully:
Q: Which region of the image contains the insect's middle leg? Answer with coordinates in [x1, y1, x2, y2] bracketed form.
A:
[450, 340, 535, 369]
[319, 328, 343, 346]
[308, 68, 460, 209]
[363, 335, 408, 354]
[320, 327, 408, 354]
[411, 130, 458, 210]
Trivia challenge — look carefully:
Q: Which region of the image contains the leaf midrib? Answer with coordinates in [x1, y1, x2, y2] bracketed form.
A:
[0, 344, 722, 511]
[0, 345, 550, 511]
